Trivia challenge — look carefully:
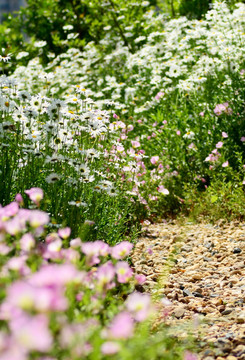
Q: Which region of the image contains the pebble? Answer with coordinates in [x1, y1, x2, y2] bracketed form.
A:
[233, 247, 242, 254]
[236, 311, 245, 324]
[221, 309, 233, 316]
[193, 291, 204, 298]
[233, 344, 245, 356]
[173, 306, 185, 318]
[183, 289, 192, 297]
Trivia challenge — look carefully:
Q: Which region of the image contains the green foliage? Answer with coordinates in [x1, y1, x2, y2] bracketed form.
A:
[182, 160, 245, 222]
[178, 0, 211, 19]
[0, 0, 159, 72]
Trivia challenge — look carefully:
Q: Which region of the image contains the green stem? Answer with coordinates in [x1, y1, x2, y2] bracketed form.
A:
[108, 0, 134, 53]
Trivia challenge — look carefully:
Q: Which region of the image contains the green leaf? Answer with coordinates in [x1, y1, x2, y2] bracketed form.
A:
[211, 195, 218, 203]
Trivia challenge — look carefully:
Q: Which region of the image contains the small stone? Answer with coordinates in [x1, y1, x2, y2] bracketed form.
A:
[173, 306, 185, 318]
[236, 310, 245, 324]
[204, 306, 217, 314]
[217, 337, 229, 344]
[190, 273, 203, 281]
[225, 332, 234, 340]
[221, 309, 233, 315]
[181, 245, 192, 252]
[233, 247, 242, 254]
[213, 298, 223, 306]
[183, 289, 192, 297]
[193, 291, 204, 298]
[203, 349, 215, 357]
[163, 288, 173, 295]
[210, 293, 219, 298]
[233, 344, 245, 356]
[226, 356, 237, 360]
[204, 257, 212, 261]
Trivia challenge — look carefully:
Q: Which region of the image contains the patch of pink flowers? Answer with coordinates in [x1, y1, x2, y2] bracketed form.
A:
[214, 102, 232, 116]
[0, 190, 154, 359]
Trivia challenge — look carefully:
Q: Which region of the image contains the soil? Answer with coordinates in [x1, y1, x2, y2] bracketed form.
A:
[132, 220, 245, 360]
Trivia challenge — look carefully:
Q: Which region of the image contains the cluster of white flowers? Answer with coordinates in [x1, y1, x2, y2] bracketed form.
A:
[10, 2, 245, 119]
[0, 74, 124, 199]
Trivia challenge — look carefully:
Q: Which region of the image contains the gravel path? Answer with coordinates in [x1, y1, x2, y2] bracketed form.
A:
[132, 220, 245, 360]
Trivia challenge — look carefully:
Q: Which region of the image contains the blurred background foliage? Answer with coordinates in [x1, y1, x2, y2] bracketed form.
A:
[0, 0, 244, 72]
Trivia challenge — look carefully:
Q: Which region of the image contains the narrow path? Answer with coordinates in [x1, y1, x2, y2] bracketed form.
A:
[132, 221, 245, 360]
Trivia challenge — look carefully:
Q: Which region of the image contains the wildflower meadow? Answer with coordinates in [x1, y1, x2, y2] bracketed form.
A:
[0, 0, 245, 358]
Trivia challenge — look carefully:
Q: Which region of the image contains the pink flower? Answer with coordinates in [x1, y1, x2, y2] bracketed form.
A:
[113, 113, 119, 119]
[4, 279, 67, 312]
[70, 237, 82, 248]
[0, 243, 11, 255]
[0, 343, 27, 360]
[20, 233, 35, 251]
[45, 232, 60, 244]
[96, 261, 115, 289]
[188, 142, 196, 150]
[25, 188, 43, 206]
[29, 264, 78, 288]
[214, 103, 232, 116]
[101, 341, 121, 355]
[108, 312, 134, 339]
[147, 247, 153, 255]
[131, 140, 140, 148]
[205, 151, 220, 162]
[115, 261, 133, 283]
[222, 161, 229, 167]
[241, 137, 245, 142]
[150, 156, 159, 165]
[81, 241, 106, 266]
[135, 274, 146, 285]
[126, 292, 151, 322]
[28, 210, 49, 228]
[184, 351, 198, 360]
[111, 241, 133, 260]
[149, 195, 158, 201]
[199, 111, 204, 117]
[10, 314, 52, 352]
[116, 145, 124, 153]
[4, 217, 25, 236]
[222, 131, 228, 138]
[6, 256, 28, 275]
[0, 202, 19, 220]
[157, 185, 169, 195]
[155, 91, 164, 100]
[58, 227, 71, 239]
[176, 130, 181, 135]
[46, 238, 62, 254]
[216, 141, 223, 148]
[15, 193, 24, 205]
